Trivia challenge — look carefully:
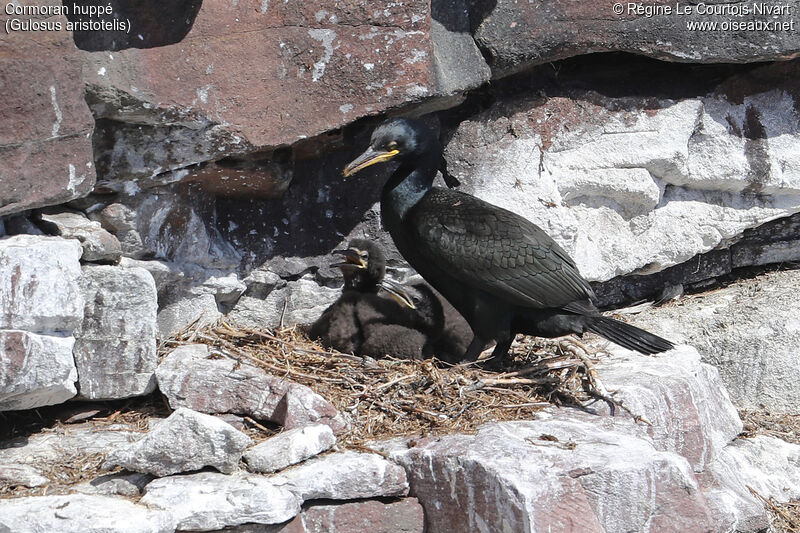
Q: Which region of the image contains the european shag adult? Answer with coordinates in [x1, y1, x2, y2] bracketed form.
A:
[343, 118, 675, 366]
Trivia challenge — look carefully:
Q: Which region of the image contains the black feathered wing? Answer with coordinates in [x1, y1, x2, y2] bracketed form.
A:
[406, 188, 597, 312]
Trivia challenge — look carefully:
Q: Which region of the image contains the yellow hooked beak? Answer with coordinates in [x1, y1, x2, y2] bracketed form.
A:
[379, 279, 416, 309]
[342, 147, 400, 177]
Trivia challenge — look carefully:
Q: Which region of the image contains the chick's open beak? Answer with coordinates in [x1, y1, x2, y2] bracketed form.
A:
[343, 147, 400, 177]
[330, 248, 367, 269]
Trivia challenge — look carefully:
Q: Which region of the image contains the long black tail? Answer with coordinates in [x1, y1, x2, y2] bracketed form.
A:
[586, 316, 674, 355]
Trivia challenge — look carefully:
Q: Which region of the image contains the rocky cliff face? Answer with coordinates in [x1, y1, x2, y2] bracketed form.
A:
[2, 1, 800, 531]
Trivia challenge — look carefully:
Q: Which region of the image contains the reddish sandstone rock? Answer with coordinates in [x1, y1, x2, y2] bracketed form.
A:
[265, 498, 425, 533]
[471, 0, 800, 77]
[81, 0, 489, 189]
[0, 2, 95, 216]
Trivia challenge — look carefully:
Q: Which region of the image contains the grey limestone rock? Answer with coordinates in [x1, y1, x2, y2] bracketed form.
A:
[105, 407, 252, 476]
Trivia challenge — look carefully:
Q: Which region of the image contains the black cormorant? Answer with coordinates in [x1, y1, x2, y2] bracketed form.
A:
[343, 118, 674, 366]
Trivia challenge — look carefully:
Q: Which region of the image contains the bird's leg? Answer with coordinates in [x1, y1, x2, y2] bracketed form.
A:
[481, 335, 513, 371]
[461, 336, 489, 362]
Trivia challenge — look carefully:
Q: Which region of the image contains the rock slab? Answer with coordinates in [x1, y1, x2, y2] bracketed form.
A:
[627, 268, 800, 413]
[156, 344, 347, 433]
[105, 407, 252, 476]
[230, 498, 426, 533]
[472, 0, 800, 77]
[244, 424, 336, 474]
[443, 62, 800, 282]
[0, 424, 140, 467]
[142, 471, 301, 531]
[0, 330, 77, 411]
[596, 345, 742, 471]
[0, 493, 176, 533]
[706, 435, 800, 531]
[0, 463, 49, 489]
[274, 451, 409, 501]
[384, 416, 716, 533]
[83, 0, 490, 187]
[0, 235, 84, 333]
[372, 344, 768, 532]
[38, 210, 122, 263]
[0, 5, 95, 217]
[73, 264, 158, 400]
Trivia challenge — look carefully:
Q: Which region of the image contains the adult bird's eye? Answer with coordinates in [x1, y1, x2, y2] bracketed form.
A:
[386, 141, 399, 151]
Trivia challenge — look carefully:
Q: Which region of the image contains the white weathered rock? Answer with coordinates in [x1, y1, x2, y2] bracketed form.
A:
[38, 210, 122, 263]
[1, 237, 82, 413]
[381, 416, 715, 533]
[626, 268, 800, 413]
[0, 330, 77, 411]
[73, 265, 158, 400]
[228, 277, 340, 330]
[244, 424, 336, 474]
[705, 435, 800, 532]
[0, 235, 83, 332]
[150, 266, 245, 337]
[156, 344, 347, 433]
[594, 345, 742, 471]
[444, 86, 800, 283]
[718, 435, 800, 499]
[141, 471, 300, 531]
[0, 493, 176, 533]
[365, 340, 768, 532]
[119, 257, 185, 292]
[157, 292, 221, 338]
[0, 463, 49, 488]
[274, 451, 408, 501]
[105, 407, 252, 476]
[201, 273, 247, 306]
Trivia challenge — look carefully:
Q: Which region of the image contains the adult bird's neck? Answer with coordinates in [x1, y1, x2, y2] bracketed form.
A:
[381, 162, 436, 220]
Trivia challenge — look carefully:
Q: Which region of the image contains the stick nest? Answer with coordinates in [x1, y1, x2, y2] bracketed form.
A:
[166, 321, 608, 445]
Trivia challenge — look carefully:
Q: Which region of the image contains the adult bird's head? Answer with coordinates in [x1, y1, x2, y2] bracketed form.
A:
[342, 118, 436, 177]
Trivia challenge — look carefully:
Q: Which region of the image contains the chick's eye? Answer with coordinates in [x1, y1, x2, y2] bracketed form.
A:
[386, 141, 399, 151]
